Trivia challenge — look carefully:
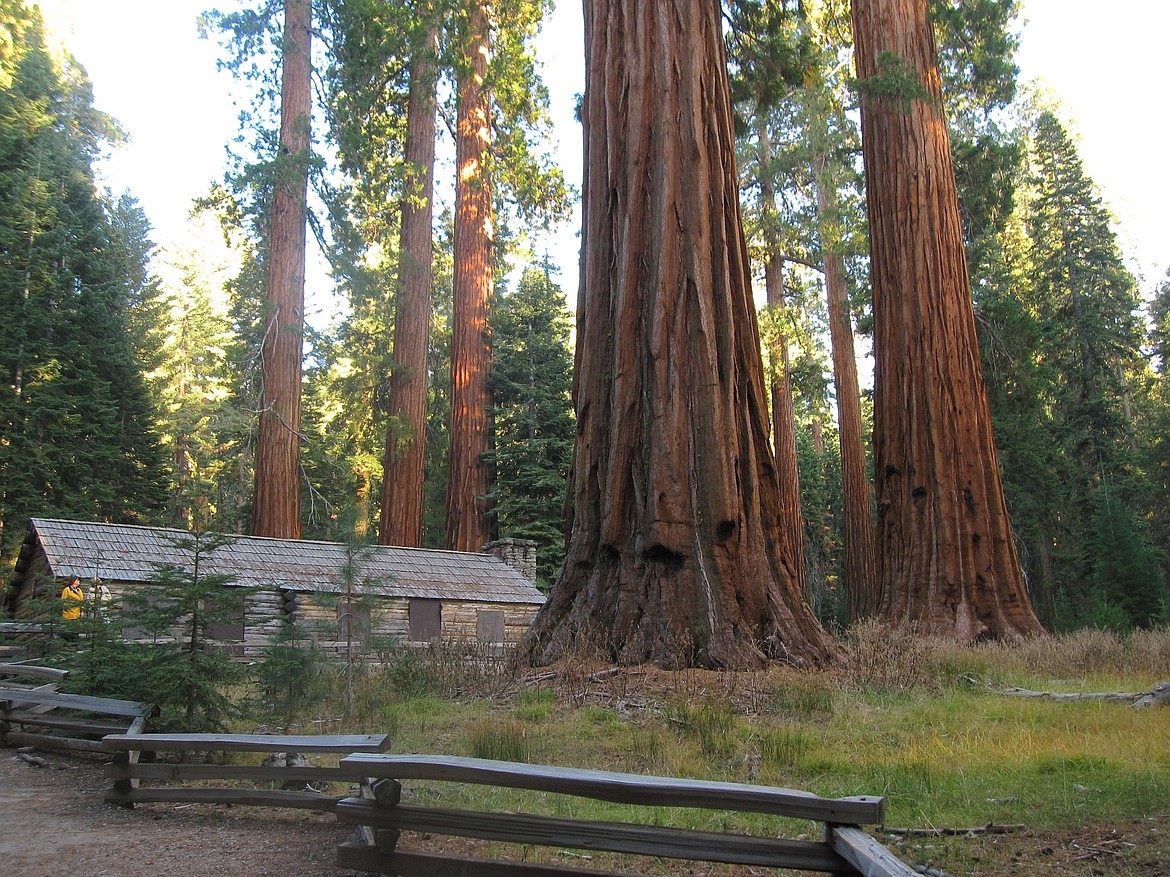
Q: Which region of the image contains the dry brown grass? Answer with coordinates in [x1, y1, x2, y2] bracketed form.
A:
[839, 620, 1170, 691]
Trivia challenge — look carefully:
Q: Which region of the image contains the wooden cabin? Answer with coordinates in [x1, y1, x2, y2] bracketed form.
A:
[4, 518, 545, 657]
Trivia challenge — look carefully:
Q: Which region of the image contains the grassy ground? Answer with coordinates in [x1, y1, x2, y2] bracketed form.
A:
[256, 624, 1170, 875]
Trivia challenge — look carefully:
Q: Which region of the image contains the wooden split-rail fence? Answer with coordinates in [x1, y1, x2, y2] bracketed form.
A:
[1, 661, 915, 876]
[101, 732, 392, 810]
[332, 754, 916, 877]
[0, 663, 152, 752]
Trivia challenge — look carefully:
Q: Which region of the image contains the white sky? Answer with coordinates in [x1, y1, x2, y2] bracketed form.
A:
[35, 0, 1168, 303]
[1015, 0, 1169, 291]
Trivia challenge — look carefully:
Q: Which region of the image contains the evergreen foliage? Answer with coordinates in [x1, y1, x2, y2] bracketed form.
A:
[978, 106, 1167, 630]
[149, 213, 246, 528]
[255, 616, 329, 725]
[487, 264, 574, 586]
[0, 5, 167, 557]
[117, 530, 250, 732]
[4, 1, 1167, 642]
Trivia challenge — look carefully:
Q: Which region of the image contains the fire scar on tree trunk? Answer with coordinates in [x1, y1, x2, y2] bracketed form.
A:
[523, 0, 839, 671]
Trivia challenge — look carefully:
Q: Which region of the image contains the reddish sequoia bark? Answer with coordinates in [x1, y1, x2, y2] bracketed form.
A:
[445, 1, 494, 554]
[759, 128, 807, 600]
[252, 0, 309, 540]
[525, 0, 839, 669]
[764, 255, 807, 598]
[379, 38, 438, 548]
[850, 0, 1043, 638]
[815, 164, 878, 621]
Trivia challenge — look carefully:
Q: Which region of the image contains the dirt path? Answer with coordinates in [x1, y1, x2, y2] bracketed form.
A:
[0, 748, 354, 877]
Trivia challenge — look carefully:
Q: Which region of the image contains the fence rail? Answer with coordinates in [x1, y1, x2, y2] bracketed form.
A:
[333, 754, 915, 877]
[0, 675, 151, 753]
[101, 732, 392, 810]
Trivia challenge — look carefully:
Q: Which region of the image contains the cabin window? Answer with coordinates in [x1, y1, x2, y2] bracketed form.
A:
[206, 592, 246, 642]
[336, 596, 371, 641]
[476, 609, 506, 644]
[120, 589, 159, 640]
[408, 599, 441, 643]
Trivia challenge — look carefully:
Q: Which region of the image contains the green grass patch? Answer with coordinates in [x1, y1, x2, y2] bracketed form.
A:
[228, 626, 1170, 844]
[468, 718, 536, 762]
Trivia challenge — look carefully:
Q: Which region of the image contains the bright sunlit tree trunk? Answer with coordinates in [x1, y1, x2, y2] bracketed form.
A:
[445, 0, 494, 553]
[252, 0, 309, 540]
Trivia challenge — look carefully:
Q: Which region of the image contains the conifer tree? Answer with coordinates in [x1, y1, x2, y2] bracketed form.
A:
[0, 6, 166, 552]
[252, 0, 311, 539]
[526, 0, 839, 669]
[487, 264, 574, 587]
[119, 530, 249, 732]
[1021, 109, 1161, 628]
[152, 216, 241, 527]
[446, 0, 495, 553]
[381, 22, 439, 548]
[315, 1, 568, 548]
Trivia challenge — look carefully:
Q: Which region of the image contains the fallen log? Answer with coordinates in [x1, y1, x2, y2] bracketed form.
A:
[1000, 687, 1141, 702]
[1132, 681, 1170, 709]
[883, 824, 1025, 837]
[960, 675, 1169, 706]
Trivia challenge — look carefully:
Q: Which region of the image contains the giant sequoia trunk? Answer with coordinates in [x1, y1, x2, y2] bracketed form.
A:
[764, 254, 806, 600]
[850, 0, 1043, 638]
[252, 0, 309, 540]
[525, 0, 839, 670]
[759, 128, 806, 601]
[815, 165, 878, 622]
[380, 37, 438, 548]
[445, 1, 493, 553]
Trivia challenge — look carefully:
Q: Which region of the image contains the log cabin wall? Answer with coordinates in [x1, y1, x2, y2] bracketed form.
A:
[5, 519, 547, 658]
[281, 591, 540, 656]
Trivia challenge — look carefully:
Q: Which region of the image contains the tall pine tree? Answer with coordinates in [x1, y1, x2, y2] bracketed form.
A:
[0, 5, 166, 555]
[487, 264, 574, 587]
[1022, 109, 1162, 628]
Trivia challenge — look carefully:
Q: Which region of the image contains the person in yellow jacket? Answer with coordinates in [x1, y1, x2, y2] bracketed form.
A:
[60, 575, 85, 622]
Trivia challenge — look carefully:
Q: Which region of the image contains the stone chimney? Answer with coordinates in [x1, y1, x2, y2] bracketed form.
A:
[483, 538, 538, 583]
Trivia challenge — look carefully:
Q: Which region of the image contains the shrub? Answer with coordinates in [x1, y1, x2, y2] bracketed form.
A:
[256, 622, 329, 726]
[843, 619, 935, 691]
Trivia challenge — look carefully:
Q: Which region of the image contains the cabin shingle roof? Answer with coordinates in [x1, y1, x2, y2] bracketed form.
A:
[15, 519, 545, 604]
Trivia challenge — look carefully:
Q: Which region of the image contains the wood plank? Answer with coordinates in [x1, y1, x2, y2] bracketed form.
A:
[4, 730, 108, 752]
[101, 732, 391, 753]
[0, 664, 69, 681]
[0, 689, 150, 717]
[336, 842, 644, 877]
[103, 786, 340, 811]
[1, 710, 130, 735]
[0, 680, 57, 693]
[104, 762, 353, 783]
[830, 826, 918, 877]
[113, 714, 149, 795]
[339, 754, 884, 825]
[334, 800, 848, 871]
[125, 714, 147, 735]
